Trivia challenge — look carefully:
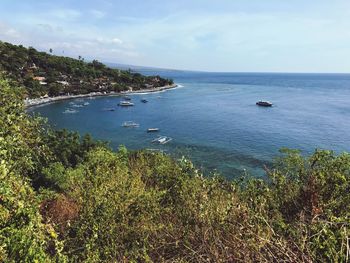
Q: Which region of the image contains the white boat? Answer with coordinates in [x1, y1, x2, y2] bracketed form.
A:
[63, 108, 78, 114]
[118, 101, 134, 106]
[83, 102, 89, 106]
[122, 121, 139, 128]
[152, 136, 172, 144]
[147, 128, 160, 132]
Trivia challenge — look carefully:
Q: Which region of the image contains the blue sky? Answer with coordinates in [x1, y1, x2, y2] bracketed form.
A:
[0, 0, 349, 72]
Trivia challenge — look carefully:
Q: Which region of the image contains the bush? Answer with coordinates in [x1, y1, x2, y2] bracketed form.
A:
[0, 161, 65, 262]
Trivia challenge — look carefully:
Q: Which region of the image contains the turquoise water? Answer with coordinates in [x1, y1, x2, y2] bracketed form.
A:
[29, 71, 350, 179]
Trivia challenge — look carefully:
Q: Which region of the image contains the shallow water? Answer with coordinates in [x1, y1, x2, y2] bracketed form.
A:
[30, 71, 350, 179]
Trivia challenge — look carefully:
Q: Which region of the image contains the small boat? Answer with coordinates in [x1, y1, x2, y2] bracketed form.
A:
[256, 101, 273, 107]
[103, 107, 115, 111]
[141, 99, 148, 103]
[83, 102, 89, 106]
[123, 96, 131, 100]
[63, 108, 78, 114]
[152, 136, 172, 144]
[147, 128, 159, 132]
[118, 101, 134, 106]
[122, 121, 139, 128]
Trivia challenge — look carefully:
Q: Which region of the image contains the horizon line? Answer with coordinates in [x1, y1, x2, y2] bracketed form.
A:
[105, 61, 350, 75]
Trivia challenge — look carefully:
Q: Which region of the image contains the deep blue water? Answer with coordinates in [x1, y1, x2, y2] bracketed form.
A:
[29, 71, 350, 179]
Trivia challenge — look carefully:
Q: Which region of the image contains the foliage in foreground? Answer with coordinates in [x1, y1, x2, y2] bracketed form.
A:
[0, 77, 349, 262]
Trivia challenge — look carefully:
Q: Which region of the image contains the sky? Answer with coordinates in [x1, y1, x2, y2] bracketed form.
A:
[0, 0, 349, 73]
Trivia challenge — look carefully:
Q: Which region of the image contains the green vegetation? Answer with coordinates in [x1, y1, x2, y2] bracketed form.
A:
[0, 41, 173, 98]
[0, 76, 349, 262]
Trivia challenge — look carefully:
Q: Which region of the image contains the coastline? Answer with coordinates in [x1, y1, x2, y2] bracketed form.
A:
[25, 84, 178, 108]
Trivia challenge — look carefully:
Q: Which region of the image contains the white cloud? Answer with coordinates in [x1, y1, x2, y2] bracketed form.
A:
[50, 9, 81, 21]
[111, 48, 139, 58]
[0, 23, 20, 39]
[111, 38, 123, 44]
[95, 37, 123, 45]
[90, 10, 106, 19]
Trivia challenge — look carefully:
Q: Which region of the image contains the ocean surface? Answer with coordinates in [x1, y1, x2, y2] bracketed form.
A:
[29, 71, 350, 179]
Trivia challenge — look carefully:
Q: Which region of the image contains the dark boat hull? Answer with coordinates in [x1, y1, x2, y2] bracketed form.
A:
[256, 101, 273, 107]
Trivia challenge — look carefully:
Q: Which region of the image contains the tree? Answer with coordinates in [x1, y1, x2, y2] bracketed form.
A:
[48, 83, 63, 97]
[0, 77, 65, 261]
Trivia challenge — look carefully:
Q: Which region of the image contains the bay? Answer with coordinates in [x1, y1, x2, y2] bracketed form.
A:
[29, 71, 350, 179]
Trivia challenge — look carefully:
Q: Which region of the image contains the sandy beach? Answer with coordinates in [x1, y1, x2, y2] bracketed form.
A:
[25, 84, 178, 108]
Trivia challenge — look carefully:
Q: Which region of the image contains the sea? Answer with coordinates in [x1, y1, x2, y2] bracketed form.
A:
[29, 70, 350, 179]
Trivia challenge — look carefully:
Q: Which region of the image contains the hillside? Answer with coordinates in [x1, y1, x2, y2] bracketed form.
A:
[0, 41, 173, 98]
[0, 75, 349, 262]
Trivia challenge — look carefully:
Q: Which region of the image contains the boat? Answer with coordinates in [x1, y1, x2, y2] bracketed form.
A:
[118, 101, 134, 106]
[141, 99, 148, 103]
[122, 121, 139, 128]
[123, 96, 131, 100]
[256, 101, 273, 107]
[83, 102, 89, 106]
[152, 136, 172, 144]
[63, 108, 78, 114]
[147, 128, 159, 132]
[104, 107, 115, 111]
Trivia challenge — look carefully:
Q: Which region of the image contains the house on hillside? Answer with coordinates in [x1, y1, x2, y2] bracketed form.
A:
[56, 80, 69, 86]
[33, 76, 46, 82]
[29, 63, 38, 70]
[33, 76, 47, 85]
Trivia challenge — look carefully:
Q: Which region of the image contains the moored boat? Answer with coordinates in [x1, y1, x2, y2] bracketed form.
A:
[141, 99, 148, 103]
[256, 100, 273, 107]
[103, 107, 115, 111]
[118, 101, 134, 106]
[122, 121, 139, 127]
[63, 108, 78, 114]
[147, 128, 159, 132]
[152, 136, 172, 144]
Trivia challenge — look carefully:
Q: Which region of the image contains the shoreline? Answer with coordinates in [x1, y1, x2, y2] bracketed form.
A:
[25, 84, 178, 108]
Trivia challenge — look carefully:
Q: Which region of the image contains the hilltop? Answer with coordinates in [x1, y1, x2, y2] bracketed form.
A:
[0, 41, 173, 98]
